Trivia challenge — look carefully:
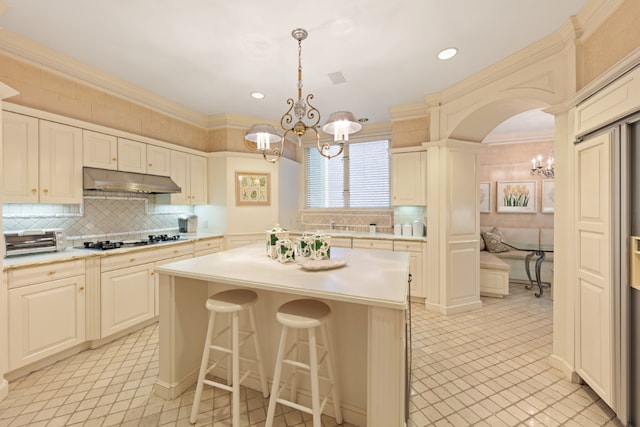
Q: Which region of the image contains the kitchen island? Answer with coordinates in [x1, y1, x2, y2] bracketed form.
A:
[154, 243, 410, 427]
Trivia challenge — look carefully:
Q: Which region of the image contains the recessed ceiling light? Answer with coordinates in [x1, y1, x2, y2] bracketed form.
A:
[437, 47, 458, 60]
[250, 92, 265, 99]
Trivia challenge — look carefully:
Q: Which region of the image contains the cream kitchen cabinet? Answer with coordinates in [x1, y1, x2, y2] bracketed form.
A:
[100, 243, 193, 337]
[3, 113, 83, 204]
[83, 130, 118, 170]
[352, 238, 394, 251]
[193, 237, 223, 257]
[393, 240, 426, 298]
[83, 132, 171, 176]
[170, 151, 207, 204]
[146, 144, 171, 176]
[100, 263, 155, 337]
[117, 138, 147, 173]
[7, 260, 86, 370]
[391, 150, 427, 206]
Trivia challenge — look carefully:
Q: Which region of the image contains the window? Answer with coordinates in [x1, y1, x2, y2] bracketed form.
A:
[305, 140, 390, 208]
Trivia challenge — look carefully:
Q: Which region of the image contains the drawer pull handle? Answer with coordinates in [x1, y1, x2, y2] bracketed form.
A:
[130, 258, 136, 262]
[79, 287, 85, 291]
[112, 157, 117, 161]
[48, 271, 56, 275]
[31, 188, 37, 193]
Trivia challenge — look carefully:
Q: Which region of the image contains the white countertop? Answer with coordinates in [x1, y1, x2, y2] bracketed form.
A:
[2, 233, 223, 269]
[288, 229, 427, 242]
[155, 243, 410, 309]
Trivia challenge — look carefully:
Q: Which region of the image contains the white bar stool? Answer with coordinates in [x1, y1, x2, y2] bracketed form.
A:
[265, 299, 343, 427]
[189, 289, 269, 426]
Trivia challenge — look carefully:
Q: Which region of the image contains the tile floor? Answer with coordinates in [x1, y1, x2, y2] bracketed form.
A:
[0, 283, 624, 427]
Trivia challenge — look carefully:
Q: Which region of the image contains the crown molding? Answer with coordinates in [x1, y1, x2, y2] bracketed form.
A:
[389, 102, 429, 121]
[0, 29, 210, 128]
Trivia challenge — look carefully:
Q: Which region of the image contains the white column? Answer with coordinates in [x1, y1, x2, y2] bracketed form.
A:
[0, 81, 19, 402]
[425, 139, 483, 314]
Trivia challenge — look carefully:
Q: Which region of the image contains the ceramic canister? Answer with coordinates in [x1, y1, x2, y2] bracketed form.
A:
[266, 225, 289, 258]
[295, 233, 314, 260]
[310, 233, 331, 260]
[276, 239, 295, 263]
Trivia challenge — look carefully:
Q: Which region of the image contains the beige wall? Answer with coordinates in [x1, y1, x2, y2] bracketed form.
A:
[479, 140, 554, 229]
[390, 115, 429, 148]
[578, 0, 640, 89]
[0, 53, 208, 151]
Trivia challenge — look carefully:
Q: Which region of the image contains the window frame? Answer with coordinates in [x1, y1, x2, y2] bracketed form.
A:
[304, 138, 391, 209]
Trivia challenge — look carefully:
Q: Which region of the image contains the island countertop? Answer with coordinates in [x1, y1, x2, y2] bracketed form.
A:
[155, 243, 410, 310]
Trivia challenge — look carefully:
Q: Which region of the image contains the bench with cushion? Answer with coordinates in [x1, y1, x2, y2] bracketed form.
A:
[480, 226, 554, 284]
[480, 251, 510, 298]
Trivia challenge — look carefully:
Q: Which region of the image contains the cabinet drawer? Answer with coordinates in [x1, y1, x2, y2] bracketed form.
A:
[193, 238, 222, 253]
[393, 241, 425, 253]
[330, 237, 352, 248]
[352, 239, 393, 251]
[100, 243, 193, 271]
[7, 259, 85, 289]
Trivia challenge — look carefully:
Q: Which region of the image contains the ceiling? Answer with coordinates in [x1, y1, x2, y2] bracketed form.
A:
[0, 0, 586, 133]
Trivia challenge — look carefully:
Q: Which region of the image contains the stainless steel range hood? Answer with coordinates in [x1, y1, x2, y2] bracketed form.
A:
[83, 167, 182, 194]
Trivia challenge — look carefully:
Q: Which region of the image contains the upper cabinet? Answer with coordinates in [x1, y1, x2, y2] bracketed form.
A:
[391, 150, 427, 206]
[3, 112, 83, 204]
[83, 132, 172, 177]
[170, 151, 207, 205]
[83, 130, 118, 170]
[146, 145, 171, 176]
[117, 138, 147, 173]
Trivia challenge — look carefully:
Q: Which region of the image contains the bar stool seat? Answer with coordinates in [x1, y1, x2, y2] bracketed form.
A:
[189, 289, 269, 426]
[265, 299, 342, 427]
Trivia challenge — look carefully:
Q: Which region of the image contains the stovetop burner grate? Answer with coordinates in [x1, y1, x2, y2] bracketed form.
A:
[78, 234, 184, 251]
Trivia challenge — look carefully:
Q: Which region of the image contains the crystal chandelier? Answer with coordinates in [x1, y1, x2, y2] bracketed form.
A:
[530, 147, 554, 179]
[245, 28, 362, 163]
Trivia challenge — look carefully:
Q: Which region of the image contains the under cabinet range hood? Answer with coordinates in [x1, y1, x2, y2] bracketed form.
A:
[83, 167, 182, 194]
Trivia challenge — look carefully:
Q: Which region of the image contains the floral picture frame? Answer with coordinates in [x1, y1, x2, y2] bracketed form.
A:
[542, 180, 555, 213]
[479, 182, 491, 213]
[497, 181, 536, 213]
[235, 171, 270, 206]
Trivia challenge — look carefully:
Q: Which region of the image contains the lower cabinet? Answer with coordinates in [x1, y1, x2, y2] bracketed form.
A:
[393, 241, 426, 298]
[101, 263, 155, 337]
[9, 275, 86, 370]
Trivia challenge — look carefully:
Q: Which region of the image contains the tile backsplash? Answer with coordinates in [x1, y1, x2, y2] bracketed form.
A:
[3, 191, 194, 245]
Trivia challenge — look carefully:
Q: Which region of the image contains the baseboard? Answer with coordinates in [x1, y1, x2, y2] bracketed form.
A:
[548, 354, 577, 382]
[425, 299, 483, 315]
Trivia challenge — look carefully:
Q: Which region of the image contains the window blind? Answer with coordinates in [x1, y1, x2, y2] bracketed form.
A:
[305, 139, 389, 208]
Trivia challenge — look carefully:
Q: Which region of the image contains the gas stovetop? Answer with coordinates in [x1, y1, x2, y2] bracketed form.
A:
[77, 234, 185, 251]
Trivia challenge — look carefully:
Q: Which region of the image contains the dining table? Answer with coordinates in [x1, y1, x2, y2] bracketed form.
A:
[504, 241, 554, 297]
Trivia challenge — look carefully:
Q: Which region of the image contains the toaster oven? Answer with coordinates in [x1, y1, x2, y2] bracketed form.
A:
[3, 229, 67, 257]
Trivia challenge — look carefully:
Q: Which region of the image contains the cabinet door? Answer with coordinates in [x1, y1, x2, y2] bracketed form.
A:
[147, 145, 171, 176]
[170, 150, 190, 204]
[2, 111, 39, 203]
[189, 154, 208, 204]
[575, 131, 613, 406]
[391, 152, 426, 206]
[118, 138, 147, 173]
[9, 276, 86, 369]
[39, 120, 83, 204]
[101, 263, 155, 337]
[83, 130, 117, 170]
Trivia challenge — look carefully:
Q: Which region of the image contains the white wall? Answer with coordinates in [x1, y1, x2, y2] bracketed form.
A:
[197, 152, 300, 235]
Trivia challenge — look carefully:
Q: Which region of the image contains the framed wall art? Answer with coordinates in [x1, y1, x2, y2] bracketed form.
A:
[235, 171, 271, 206]
[542, 180, 555, 213]
[497, 181, 536, 213]
[479, 182, 491, 213]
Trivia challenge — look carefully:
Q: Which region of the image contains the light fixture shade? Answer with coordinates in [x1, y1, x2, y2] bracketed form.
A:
[245, 124, 282, 145]
[245, 124, 284, 163]
[321, 111, 362, 142]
